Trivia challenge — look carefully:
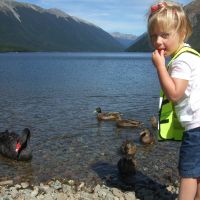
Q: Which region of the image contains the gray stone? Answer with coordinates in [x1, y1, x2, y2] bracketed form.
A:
[62, 184, 73, 193]
[51, 180, 62, 190]
[31, 186, 39, 197]
[54, 193, 69, 200]
[78, 191, 94, 200]
[78, 182, 85, 191]
[124, 192, 136, 200]
[0, 180, 13, 186]
[105, 191, 118, 200]
[111, 188, 123, 198]
[21, 182, 29, 189]
[15, 184, 22, 189]
[10, 187, 19, 198]
[68, 180, 75, 186]
[38, 193, 54, 200]
[39, 183, 50, 194]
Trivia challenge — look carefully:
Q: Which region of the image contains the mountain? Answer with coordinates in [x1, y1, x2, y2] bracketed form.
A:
[185, 0, 200, 51]
[126, 32, 153, 52]
[127, 0, 200, 52]
[110, 32, 137, 48]
[0, 0, 123, 52]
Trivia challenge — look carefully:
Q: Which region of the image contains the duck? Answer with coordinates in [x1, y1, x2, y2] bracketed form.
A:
[120, 140, 137, 157]
[94, 107, 122, 121]
[150, 116, 158, 129]
[139, 128, 155, 145]
[116, 117, 143, 128]
[117, 156, 136, 176]
[0, 128, 32, 161]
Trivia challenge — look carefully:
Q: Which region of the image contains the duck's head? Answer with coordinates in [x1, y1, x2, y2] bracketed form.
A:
[126, 143, 137, 156]
[121, 140, 137, 156]
[95, 107, 102, 113]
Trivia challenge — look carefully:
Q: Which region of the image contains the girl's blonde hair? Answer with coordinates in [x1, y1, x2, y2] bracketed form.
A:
[148, 1, 192, 41]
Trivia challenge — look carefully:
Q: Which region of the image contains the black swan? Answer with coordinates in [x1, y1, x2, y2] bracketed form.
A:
[0, 128, 32, 161]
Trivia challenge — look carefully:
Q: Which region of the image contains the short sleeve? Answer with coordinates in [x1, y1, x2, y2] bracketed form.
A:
[170, 53, 192, 80]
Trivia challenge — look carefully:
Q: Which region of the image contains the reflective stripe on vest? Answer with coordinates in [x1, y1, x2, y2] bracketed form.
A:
[158, 47, 200, 141]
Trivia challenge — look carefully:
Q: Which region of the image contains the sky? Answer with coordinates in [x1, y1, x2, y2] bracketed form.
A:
[16, 0, 193, 36]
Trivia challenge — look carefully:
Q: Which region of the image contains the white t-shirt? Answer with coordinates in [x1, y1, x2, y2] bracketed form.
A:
[168, 46, 200, 130]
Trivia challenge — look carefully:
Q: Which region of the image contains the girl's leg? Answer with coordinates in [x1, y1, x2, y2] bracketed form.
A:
[195, 179, 200, 200]
[178, 178, 197, 200]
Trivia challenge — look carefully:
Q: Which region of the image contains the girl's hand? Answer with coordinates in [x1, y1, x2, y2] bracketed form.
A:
[152, 49, 165, 70]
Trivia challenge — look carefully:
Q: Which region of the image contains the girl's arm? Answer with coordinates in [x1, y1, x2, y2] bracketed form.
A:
[152, 50, 188, 103]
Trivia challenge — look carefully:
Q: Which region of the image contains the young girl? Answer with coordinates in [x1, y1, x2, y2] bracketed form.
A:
[147, 1, 200, 199]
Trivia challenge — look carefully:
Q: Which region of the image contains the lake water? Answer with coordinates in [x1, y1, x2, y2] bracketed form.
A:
[0, 52, 180, 186]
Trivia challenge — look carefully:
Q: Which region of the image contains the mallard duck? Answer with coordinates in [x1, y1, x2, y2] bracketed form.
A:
[117, 156, 136, 176]
[0, 128, 32, 161]
[121, 140, 137, 157]
[150, 116, 158, 129]
[94, 107, 121, 121]
[139, 128, 155, 145]
[116, 118, 143, 128]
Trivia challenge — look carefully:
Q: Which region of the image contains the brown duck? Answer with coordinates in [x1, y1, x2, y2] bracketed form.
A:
[150, 116, 158, 129]
[116, 117, 143, 128]
[120, 140, 137, 157]
[94, 107, 121, 121]
[140, 128, 155, 145]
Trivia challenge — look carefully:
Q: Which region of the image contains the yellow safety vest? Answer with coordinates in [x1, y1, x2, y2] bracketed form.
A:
[158, 47, 200, 141]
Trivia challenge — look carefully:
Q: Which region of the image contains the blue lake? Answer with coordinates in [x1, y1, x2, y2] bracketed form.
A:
[0, 52, 180, 185]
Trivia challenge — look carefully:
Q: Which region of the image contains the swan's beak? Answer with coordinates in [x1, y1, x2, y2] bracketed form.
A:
[15, 143, 21, 152]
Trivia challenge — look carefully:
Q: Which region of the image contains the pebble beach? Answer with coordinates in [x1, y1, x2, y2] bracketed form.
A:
[0, 177, 179, 200]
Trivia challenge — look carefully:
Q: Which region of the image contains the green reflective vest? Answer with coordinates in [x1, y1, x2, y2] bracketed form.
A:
[158, 47, 200, 141]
